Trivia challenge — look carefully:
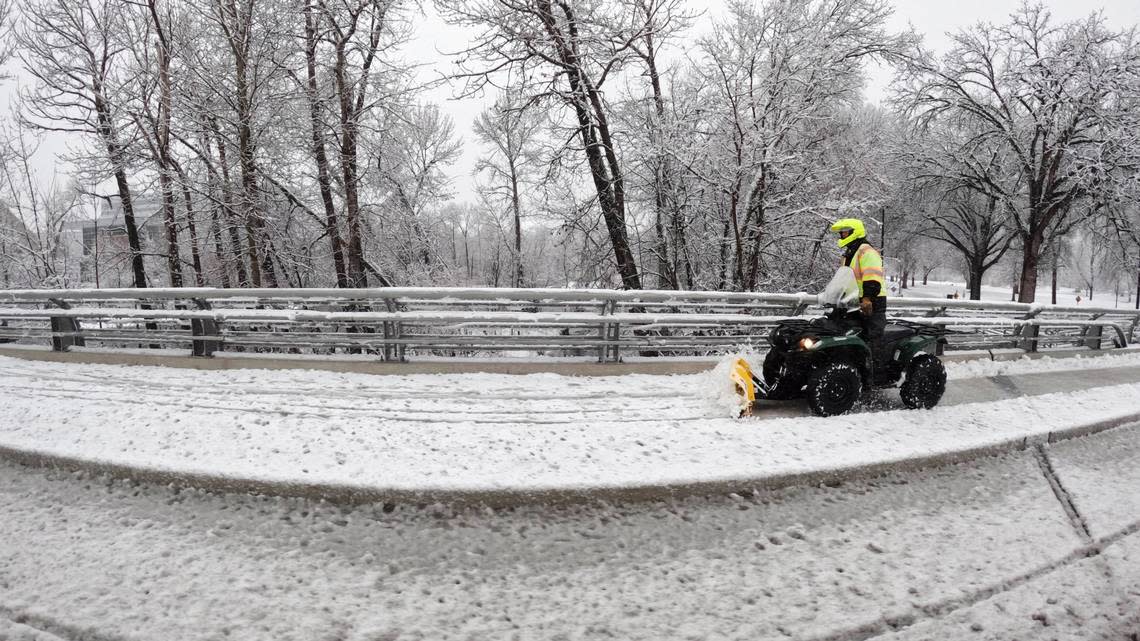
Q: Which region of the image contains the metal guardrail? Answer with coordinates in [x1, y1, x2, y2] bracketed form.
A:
[0, 287, 1137, 362]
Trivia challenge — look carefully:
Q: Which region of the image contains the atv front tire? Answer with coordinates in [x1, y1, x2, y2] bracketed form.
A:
[762, 350, 807, 400]
[900, 353, 947, 409]
[806, 361, 863, 417]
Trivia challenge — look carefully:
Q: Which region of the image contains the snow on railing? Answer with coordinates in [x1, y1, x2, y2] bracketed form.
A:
[0, 287, 1136, 362]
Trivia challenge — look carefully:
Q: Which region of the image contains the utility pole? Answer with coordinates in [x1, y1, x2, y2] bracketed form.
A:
[879, 207, 886, 258]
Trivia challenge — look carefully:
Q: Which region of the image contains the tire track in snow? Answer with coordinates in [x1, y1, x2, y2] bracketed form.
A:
[0, 387, 717, 426]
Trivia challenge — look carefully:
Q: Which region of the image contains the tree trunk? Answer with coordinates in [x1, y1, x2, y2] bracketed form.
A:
[209, 200, 231, 288]
[176, 169, 205, 286]
[333, 46, 368, 288]
[1017, 229, 1044, 303]
[509, 160, 523, 288]
[1051, 252, 1058, 305]
[968, 263, 983, 300]
[211, 121, 248, 287]
[223, 0, 271, 287]
[149, 7, 182, 288]
[237, 113, 266, 287]
[305, 0, 349, 288]
[1088, 248, 1095, 300]
[95, 91, 147, 288]
[1135, 253, 1139, 310]
[742, 167, 768, 290]
[112, 168, 148, 289]
[158, 169, 182, 287]
[642, 28, 677, 290]
[538, 0, 639, 289]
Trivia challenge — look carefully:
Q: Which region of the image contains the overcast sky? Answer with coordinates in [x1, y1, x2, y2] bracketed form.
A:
[4, 0, 1140, 202]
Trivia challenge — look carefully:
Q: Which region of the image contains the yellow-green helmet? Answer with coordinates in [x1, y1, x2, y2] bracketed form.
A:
[830, 218, 866, 248]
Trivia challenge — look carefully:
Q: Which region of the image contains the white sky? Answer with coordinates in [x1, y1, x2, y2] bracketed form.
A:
[3, 0, 1139, 202]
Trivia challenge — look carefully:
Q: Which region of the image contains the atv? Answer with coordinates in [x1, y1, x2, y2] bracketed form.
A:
[732, 267, 951, 417]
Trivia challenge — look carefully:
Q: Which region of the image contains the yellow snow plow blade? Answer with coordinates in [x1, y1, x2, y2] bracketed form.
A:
[731, 357, 758, 417]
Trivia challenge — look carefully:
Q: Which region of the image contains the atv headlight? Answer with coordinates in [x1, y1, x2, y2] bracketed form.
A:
[798, 336, 818, 350]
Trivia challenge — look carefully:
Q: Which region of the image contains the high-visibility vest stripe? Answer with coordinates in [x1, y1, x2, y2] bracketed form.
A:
[844, 244, 886, 298]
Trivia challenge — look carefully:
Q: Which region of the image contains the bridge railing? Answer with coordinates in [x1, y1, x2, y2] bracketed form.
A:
[0, 287, 1136, 362]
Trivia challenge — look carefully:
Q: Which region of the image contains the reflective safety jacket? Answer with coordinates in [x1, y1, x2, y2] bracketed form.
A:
[842, 240, 886, 298]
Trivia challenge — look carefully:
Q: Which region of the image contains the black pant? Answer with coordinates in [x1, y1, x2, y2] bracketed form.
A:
[847, 297, 886, 346]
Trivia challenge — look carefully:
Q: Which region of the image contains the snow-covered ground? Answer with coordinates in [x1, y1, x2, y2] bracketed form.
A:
[1, 352, 1139, 496]
[898, 278, 1138, 309]
[1, 353, 1139, 640]
[0, 424, 1136, 640]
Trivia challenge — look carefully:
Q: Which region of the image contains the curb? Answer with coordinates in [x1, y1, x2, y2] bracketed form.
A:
[3, 412, 1138, 509]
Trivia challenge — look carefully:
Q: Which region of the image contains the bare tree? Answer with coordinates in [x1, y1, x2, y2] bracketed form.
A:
[18, 0, 149, 288]
[473, 92, 542, 287]
[441, 0, 652, 289]
[300, 0, 349, 287]
[901, 124, 1017, 299]
[627, 0, 692, 289]
[318, 0, 404, 287]
[695, 0, 902, 290]
[0, 0, 15, 72]
[897, 5, 1140, 302]
[122, 0, 186, 287]
[375, 104, 462, 283]
[204, 0, 287, 286]
[0, 126, 82, 287]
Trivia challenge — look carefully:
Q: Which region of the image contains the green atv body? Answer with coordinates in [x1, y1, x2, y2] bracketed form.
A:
[760, 310, 951, 416]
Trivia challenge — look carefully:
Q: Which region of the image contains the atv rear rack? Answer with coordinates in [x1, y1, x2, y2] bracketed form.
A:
[888, 319, 958, 337]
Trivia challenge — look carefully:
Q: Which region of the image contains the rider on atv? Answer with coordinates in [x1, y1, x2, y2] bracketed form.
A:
[831, 217, 886, 360]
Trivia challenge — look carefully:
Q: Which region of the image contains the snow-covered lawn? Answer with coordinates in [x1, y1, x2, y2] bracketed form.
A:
[898, 278, 1138, 309]
[1, 353, 1139, 495]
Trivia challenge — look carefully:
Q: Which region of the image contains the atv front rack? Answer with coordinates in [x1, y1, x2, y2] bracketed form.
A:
[768, 318, 848, 337]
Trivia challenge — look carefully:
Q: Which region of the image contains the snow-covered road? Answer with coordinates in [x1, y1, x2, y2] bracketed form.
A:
[1, 352, 1139, 498]
[1, 352, 1139, 639]
[1, 423, 1137, 640]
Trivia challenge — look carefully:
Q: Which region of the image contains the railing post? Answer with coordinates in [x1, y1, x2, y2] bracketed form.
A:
[383, 298, 404, 362]
[48, 298, 84, 352]
[1017, 308, 1044, 353]
[1082, 325, 1104, 350]
[190, 298, 220, 357]
[1018, 323, 1040, 353]
[598, 299, 616, 363]
[1082, 314, 1105, 350]
[608, 318, 622, 363]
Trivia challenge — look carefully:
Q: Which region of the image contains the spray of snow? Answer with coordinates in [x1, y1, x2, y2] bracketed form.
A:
[703, 350, 763, 417]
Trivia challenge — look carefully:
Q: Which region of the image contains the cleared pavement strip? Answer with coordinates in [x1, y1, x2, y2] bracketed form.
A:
[940, 365, 1140, 407]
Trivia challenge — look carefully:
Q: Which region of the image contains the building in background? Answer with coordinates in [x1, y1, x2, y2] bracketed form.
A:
[60, 196, 164, 287]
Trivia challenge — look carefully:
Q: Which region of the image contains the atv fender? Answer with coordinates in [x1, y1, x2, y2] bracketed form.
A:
[810, 337, 873, 385]
[893, 336, 942, 367]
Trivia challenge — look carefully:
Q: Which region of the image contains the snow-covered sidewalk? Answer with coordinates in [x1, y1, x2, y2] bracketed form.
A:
[2, 353, 1140, 498]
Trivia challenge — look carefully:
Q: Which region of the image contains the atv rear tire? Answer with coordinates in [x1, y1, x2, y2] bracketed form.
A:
[762, 350, 807, 400]
[900, 353, 946, 409]
[806, 361, 863, 417]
